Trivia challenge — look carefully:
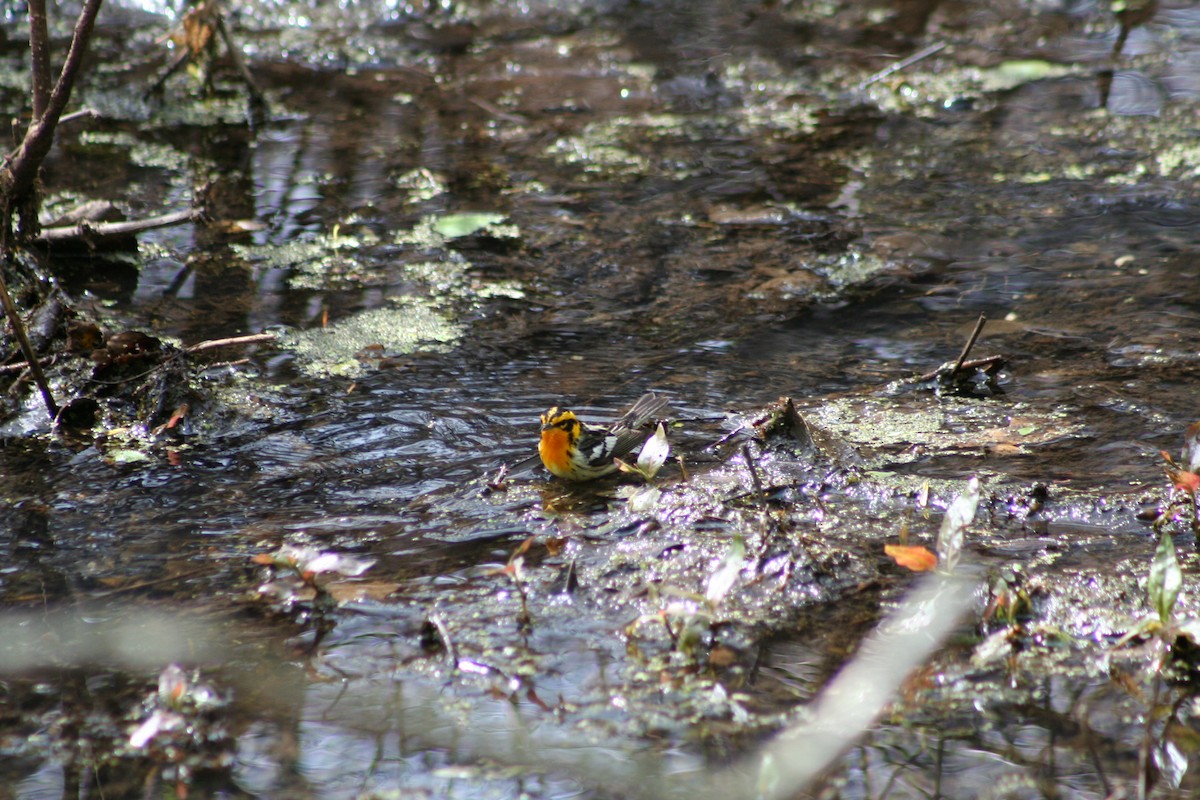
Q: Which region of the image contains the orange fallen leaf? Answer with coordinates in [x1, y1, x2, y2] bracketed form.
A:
[885, 544, 938, 572]
[1176, 472, 1200, 495]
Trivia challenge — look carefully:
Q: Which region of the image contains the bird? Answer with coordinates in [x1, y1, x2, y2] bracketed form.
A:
[538, 393, 668, 481]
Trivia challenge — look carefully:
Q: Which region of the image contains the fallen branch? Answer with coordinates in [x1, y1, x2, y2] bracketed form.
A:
[57, 107, 101, 126]
[0, 357, 50, 374]
[911, 355, 1006, 385]
[35, 207, 202, 244]
[185, 332, 276, 353]
[3, 331, 274, 375]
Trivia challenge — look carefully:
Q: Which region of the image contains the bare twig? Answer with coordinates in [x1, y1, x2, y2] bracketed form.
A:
[0, 358, 47, 374]
[35, 208, 202, 244]
[426, 613, 459, 669]
[0, 270, 56, 418]
[949, 312, 988, 379]
[7, 333, 271, 370]
[741, 443, 767, 505]
[144, 50, 192, 100]
[857, 42, 947, 90]
[911, 355, 1005, 385]
[202, 358, 250, 370]
[213, 11, 266, 111]
[57, 108, 101, 126]
[28, 0, 52, 121]
[468, 96, 528, 124]
[2, 0, 105, 216]
[185, 332, 275, 353]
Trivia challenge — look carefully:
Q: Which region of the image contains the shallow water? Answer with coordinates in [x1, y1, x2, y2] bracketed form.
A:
[4, 0, 1200, 797]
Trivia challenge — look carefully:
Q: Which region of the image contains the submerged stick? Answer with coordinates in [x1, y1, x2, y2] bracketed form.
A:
[857, 42, 947, 90]
[908, 355, 1004, 385]
[0, 268, 57, 418]
[36, 208, 201, 244]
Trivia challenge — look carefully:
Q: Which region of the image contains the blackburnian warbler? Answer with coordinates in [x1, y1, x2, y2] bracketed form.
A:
[539, 393, 668, 481]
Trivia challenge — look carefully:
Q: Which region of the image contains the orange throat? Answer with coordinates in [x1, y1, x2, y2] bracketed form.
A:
[539, 427, 573, 478]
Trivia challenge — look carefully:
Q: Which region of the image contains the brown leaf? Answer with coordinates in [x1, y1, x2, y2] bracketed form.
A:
[325, 580, 401, 603]
[708, 645, 738, 668]
[885, 544, 938, 572]
[179, 4, 215, 55]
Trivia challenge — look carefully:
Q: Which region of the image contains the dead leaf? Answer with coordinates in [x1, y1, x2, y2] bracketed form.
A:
[885, 544, 938, 572]
[1175, 470, 1200, 495]
[708, 645, 738, 667]
[325, 580, 401, 603]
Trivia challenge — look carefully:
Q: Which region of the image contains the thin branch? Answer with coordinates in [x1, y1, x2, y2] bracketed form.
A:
[2, 0, 105, 204]
[35, 208, 201, 244]
[4, 332, 273, 375]
[0, 270, 56, 419]
[0, 357, 49, 374]
[857, 42, 947, 90]
[213, 11, 266, 110]
[57, 108, 101, 126]
[741, 443, 767, 506]
[910, 355, 1005, 385]
[28, 0, 52, 121]
[949, 312, 988, 379]
[426, 613, 459, 669]
[185, 332, 275, 353]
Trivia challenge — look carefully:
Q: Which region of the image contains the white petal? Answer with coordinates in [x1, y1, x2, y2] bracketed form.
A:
[636, 423, 671, 478]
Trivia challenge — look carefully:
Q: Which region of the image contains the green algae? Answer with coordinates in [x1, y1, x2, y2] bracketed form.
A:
[391, 168, 448, 203]
[281, 303, 461, 377]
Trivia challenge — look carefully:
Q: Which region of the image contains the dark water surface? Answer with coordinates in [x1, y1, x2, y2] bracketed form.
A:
[4, 0, 1200, 797]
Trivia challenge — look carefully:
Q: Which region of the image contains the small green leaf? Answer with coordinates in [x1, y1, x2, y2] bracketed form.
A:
[1113, 617, 1161, 650]
[107, 448, 152, 464]
[431, 212, 507, 239]
[1149, 531, 1182, 624]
